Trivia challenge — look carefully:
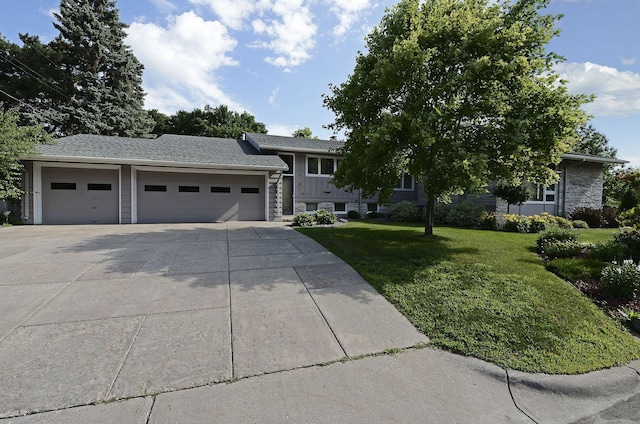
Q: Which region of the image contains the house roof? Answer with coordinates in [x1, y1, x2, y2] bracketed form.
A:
[562, 152, 628, 165]
[32, 134, 288, 171]
[244, 132, 344, 154]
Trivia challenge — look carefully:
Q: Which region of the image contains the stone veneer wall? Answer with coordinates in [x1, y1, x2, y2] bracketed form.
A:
[562, 161, 603, 215]
[269, 171, 282, 221]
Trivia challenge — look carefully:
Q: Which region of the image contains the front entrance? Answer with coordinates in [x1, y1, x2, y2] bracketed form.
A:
[283, 176, 294, 215]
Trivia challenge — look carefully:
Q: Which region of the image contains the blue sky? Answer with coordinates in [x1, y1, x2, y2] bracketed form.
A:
[1, 0, 638, 166]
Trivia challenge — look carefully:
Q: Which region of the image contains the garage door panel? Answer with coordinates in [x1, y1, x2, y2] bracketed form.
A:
[136, 171, 265, 223]
[42, 168, 119, 224]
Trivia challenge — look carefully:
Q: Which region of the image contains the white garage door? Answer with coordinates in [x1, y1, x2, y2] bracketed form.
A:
[136, 171, 265, 223]
[41, 167, 119, 224]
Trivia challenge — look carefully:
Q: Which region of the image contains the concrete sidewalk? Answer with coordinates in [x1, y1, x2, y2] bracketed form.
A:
[1, 223, 640, 423]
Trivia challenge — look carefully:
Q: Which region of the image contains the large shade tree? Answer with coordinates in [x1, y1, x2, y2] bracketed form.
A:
[149, 105, 267, 139]
[324, 0, 589, 235]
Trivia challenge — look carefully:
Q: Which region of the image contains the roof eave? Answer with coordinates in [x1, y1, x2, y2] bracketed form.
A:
[561, 153, 628, 165]
[260, 145, 342, 154]
[25, 155, 288, 171]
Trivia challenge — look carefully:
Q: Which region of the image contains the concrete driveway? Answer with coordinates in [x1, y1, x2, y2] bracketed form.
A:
[0, 222, 427, 420]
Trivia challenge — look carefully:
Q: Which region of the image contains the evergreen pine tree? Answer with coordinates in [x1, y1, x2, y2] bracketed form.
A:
[52, 0, 153, 137]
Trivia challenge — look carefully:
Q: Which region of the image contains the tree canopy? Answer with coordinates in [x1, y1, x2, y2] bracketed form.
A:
[149, 105, 267, 139]
[0, 0, 153, 137]
[0, 105, 49, 201]
[323, 0, 589, 235]
[292, 127, 318, 139]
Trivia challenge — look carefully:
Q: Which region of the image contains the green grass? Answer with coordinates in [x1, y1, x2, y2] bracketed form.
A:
[299, 223, 640, 374]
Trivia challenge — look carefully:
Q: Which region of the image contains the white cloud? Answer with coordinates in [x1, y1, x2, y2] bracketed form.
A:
[622, 57, 637, 65]
[267, 123, 296, 136]
[126, 12, 242, 113]
[327, 0, 371, 37]
[189, 0, 260, 30]
[269, 87, 279, 105]
[251, 0, 317, 68]
[555, 62, 640, 116]
[148, 0, 177, 12]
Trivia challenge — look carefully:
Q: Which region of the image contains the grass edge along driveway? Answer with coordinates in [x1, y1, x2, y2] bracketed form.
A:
[298, 222, 640, 374]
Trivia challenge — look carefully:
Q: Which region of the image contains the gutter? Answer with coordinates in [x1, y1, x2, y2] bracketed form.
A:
[23, 155, 288, 172]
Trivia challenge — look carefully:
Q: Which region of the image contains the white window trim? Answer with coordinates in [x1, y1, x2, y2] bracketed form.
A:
[305, 155, 339, 177]
[524, 184, 557, 205]
[394, 173, 415, 191]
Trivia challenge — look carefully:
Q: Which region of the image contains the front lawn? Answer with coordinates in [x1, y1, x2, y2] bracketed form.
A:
[298, 222, 640, 374]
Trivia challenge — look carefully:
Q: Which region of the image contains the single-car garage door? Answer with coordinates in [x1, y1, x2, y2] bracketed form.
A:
[41, 167, 119, 224]
[136, 171, 265, 223]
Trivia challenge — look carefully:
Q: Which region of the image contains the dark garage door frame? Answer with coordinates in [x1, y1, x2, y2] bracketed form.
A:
[32, 162, 122, 225]
[130, 166, 269, 224]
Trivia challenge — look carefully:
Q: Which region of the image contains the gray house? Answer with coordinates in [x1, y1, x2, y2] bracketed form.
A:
[451, 153, 627, 216]
[17, 133, 622, 224]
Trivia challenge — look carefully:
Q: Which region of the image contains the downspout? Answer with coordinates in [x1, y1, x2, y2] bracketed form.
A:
[560, 165, 566, 217]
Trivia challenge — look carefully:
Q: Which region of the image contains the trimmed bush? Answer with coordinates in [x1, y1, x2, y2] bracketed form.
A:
[389, 201, 420, 222]
[572, 220, 589, 229]
[539, 239, 583, 259]
[601, 260, 640, 298]
[433, 203, 449, 225]
[292, 213, 314, 227]
[367, 211, 383, 219]
[602, 207, 620, 228]
[314, 209, 337, 225]
[347, 210, 360, 219]
[569, 207, 605, 228]
[503, 214, 531, 233]
[536, 227, 578, 252]
[479, 211, 497, 230]
[445, 201, 484, 227]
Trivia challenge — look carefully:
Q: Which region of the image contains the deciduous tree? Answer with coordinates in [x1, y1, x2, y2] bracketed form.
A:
[324, 0, 589, 235]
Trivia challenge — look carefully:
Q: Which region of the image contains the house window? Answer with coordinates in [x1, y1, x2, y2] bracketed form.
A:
[51, 182, 76, 190]
[531, 184, 556, 203]
[394, 173, 414, 191]
[87, 183, 111, 191]
[179, 185, 199, 193]
[307, 156, 338, 176]
[367, 203, 378, 212]
[211, 186, 231, 193]
[306, 202, 318, 212]
[145, 185, 167, 192]
[241, 187, 260, 194]
[334, 202, 346, 212]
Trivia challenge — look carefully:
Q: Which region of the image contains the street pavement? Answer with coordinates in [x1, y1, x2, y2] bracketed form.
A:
[1, 222, 639, 423]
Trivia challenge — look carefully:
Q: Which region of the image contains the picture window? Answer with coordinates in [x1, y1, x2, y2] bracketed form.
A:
[211, 186, 231, 193]
[87, 183, 112, 191]
[144, 185, 167, 192]
[51, 182, 76, 190]
[179, 185, 199, 193]
[241, 187, 260, 194]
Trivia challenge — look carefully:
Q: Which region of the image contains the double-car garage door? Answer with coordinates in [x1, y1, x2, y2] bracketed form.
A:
[40, 167, 266, 224]
[136, 171, 265, 223]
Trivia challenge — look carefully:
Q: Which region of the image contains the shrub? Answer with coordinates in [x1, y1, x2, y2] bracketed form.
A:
[590, 240, 627, 262]
[314, 209, 337, 225]
[529, 214, 549, 233]
[503, 214, 531, 233]
[536, 227, 578, 252]
[551, 215, 573, 229]
[347, 210, 360, 219]
[569, 207, 605, 228]
[479, 211, 497, 230]
[602, 207, 620, 228]
[618, 207, 640, 229]
[572, 220, 589, 229]
[601, 260, 640, 298]
[292, 213, 314, 227]
[539, 239, 583, 259]
[614, 229, 640, 259]
[367, 211, 383, 219]
[445, 201, 484, 227]
[389, 201, 420, 222]
[433, 203, 449, 225]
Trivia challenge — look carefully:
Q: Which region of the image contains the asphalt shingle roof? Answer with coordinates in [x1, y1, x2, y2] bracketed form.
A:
[245, 133, 344, 154]
[35, 134, 287, 170]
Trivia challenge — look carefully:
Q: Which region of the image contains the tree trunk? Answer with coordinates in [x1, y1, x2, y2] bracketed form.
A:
[424, 197, 435, 236]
